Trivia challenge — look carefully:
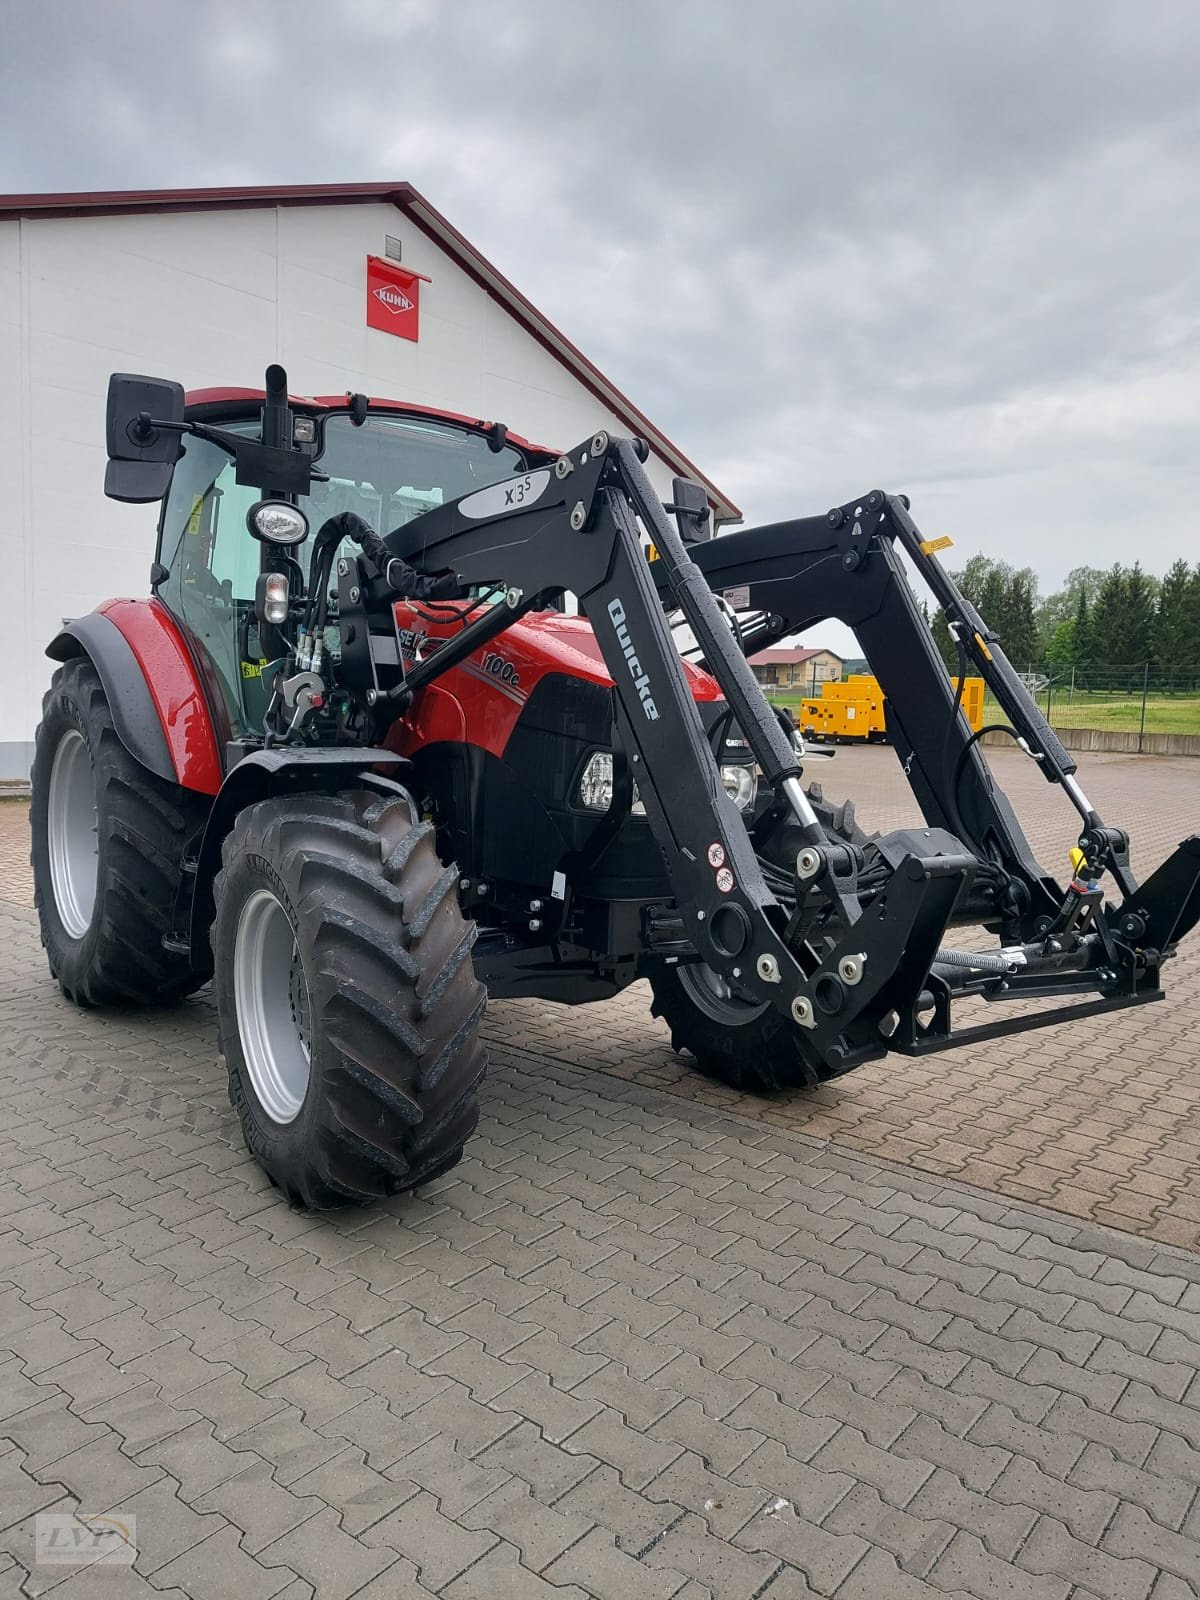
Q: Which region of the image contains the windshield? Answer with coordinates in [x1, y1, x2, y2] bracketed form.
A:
[156, 409, 530, 738]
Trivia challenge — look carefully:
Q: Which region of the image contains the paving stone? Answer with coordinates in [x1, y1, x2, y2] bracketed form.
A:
[362, 1488, 499, 1588]
[647, 1448, 773, 1540]
[908, 1465, 1038, 1562]
[460, 1476, 596, 1570]
[0, 1444, 74, 1535]
[930, 1530, 1072, 1600]
[0, 1392, 108, 1475]
[227, 1408, 346, 1487]
[258, 1504, 396, 1598]
[193, 1456, 323, 1554]
[823, 1481, 954, 1577]
[475, 1420, 598, 1501]
[892, 1415, 1011, 1493]
[152, 1521, 300, 1600]
[836, 1547, 956, 1599]
[1103, 1504, 1200, 1595]
[810, 1425, 933, 1508]
[185, 1368, 289, 1440]
[735, 1498, 869, 1594]
[1042, 1392, 1158, 1466]
[116, 1474, 225, 1574]
[1068, 1441, 1196, 1530]
[543, 1525, 691, 1600]
[442, 1539, 593, 1599]
[1019, 1514, 1157, 1600]
[991, 1453, 1119, 1544]
[30, 1430, 162, 1510]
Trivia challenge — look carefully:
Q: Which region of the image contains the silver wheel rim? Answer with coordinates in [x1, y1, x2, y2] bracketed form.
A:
[47, 729, 99, 940]
[234, 888, 312, 1125]
[678, 961, 770, 1025]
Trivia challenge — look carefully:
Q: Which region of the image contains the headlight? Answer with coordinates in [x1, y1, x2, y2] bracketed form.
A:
[721, 763, 757, 812]
[247, 500, 310, 545]
[578, 751, 645, 815]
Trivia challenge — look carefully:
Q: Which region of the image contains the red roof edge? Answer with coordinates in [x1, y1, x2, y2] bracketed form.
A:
[0, 181, 741, 524]
[748, 646, 844, 666]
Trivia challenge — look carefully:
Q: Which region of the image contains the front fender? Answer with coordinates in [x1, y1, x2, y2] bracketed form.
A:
[187, 747, 414, 963]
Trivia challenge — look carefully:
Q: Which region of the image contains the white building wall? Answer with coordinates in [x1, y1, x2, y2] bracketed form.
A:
[2, 203, 680, 776]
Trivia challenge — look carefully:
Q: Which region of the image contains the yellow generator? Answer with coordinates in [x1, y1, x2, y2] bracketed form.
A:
[799, 674, 983, 743]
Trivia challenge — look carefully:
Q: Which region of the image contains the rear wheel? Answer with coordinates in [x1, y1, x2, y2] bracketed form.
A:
[650, 782, 867, 1092]
[212, 791, 486, 1208]
[30, 657, 210, 1006]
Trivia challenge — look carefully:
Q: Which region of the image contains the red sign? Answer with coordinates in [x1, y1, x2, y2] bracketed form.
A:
[366, 256, 426, 342]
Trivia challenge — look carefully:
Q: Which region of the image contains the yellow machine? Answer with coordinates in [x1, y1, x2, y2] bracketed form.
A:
[799, 674, 984, 742]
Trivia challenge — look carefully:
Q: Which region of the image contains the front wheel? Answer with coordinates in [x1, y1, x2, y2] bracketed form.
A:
[212, 790, 486, 1209]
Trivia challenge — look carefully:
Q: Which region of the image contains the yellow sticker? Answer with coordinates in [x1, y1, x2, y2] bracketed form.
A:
[240, 658, 268, 680]
[646, 544, 660, 562]
[919, 535, 954, 556]
[186, 496, 204, 536]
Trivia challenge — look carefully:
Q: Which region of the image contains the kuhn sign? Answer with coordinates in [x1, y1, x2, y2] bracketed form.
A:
[366, 257, 424, 342]
[373, 284, 413, 314]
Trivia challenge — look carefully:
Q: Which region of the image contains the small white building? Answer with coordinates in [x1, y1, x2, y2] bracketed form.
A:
[0, 182, 738, 779]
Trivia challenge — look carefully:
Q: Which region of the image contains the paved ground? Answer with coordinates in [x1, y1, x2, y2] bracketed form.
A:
[12, 741, 1195, 1241]
[3, 754, 1200, 1598]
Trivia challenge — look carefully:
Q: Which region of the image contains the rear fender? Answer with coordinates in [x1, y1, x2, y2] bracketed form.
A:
[187, 747, 415, 964]
[48, 599, 223, 795]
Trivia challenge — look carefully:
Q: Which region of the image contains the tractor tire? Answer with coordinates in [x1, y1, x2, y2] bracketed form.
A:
[30, 657, 211, 1007]
[650, 782, 868, 1093]
[212, 791, 486, 1209]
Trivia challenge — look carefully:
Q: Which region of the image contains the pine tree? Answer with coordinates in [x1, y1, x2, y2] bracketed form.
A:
[1071, 588, 1092, 668]
[1089, 565, 1126, 665]
[1154, 559, 1196, 667]
[1004, 571, 1038, 669]
[1122, 563, 1156, 664]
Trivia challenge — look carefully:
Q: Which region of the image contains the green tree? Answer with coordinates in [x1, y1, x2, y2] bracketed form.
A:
[1153, 559, 1197, 667]
[1090, 563, 1157, 665]
[1045, 619, 1076, 668]
[1089, 565, 1125, 664]
[1004, 570, 1038, 669]
[1071, 588, 1092, 668]
[1035, 566, 1105, 658]
[1123, 563, 1157, 663]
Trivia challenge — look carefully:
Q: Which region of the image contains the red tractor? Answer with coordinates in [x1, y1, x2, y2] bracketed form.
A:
[30, 367, 1200, 1209]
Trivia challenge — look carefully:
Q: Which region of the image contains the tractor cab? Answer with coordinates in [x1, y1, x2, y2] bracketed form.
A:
[151, 390, 551, 749]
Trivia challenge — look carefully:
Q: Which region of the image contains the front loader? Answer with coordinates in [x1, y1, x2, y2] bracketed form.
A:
[28, 367, 1200, 1207]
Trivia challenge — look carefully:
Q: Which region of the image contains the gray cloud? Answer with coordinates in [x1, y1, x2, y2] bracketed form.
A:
[3, 0, 1198, 631]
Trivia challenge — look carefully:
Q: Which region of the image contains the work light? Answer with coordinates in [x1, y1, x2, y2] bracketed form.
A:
[247, 500, 310, 545]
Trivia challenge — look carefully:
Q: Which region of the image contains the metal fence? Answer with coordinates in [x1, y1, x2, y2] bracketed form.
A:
[1012, 663, 1200, 750]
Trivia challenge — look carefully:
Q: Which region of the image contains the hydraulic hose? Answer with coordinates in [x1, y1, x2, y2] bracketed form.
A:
[311, 512, 460, 601]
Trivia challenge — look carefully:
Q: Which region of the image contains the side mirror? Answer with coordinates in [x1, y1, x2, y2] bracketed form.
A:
[104, 373, 186, 503]
[668, 476, 713, 544]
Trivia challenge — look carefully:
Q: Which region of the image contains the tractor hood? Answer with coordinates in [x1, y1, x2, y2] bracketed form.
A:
[393, 602, 723, 704]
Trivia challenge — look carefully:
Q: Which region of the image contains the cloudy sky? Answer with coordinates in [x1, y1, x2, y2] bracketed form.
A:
[3, 1, 1198, 647]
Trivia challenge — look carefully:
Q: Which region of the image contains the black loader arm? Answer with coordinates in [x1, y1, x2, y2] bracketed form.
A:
[347, 438, 1199, 1071]
[680, 495, 1200, 1019]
